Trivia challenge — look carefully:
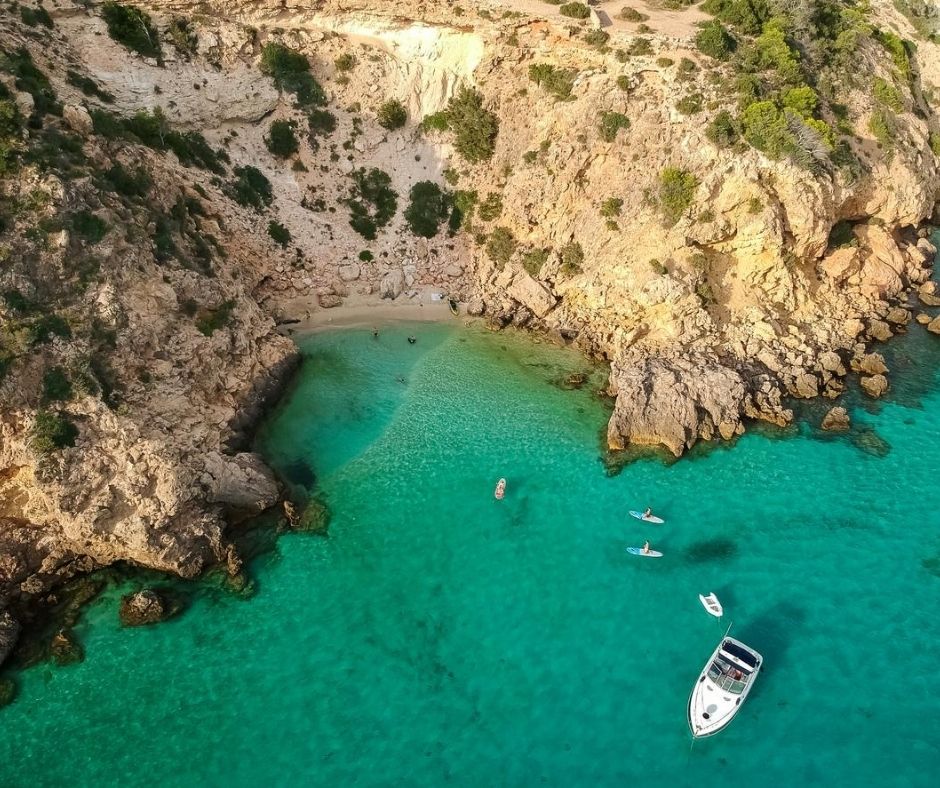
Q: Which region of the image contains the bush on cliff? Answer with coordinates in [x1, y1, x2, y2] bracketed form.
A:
[423, 88, 498, 163]
[599, 111, 630, 142]
[101, 2, 162, 61]
[528, 64, 576, 101]
[266, 120, 298, 158]
[377, 99, 407, 130]
[405, 181, 449, 238]
[656, 167, 697, 225]
[31, 410, 78, 455]
[268, 221, 291, 247]
[559, 3, 590, 20]
[559, 242, 584, 277]
[695, 20, 736, 60]
[345, 168, 397, 240]
[260, 43, 327, 107]
[229, 165, 272, 211]
[486, 226, 517, 267]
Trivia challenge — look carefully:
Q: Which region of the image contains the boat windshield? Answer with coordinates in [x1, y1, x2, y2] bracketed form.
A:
[707, 657, 749, 694]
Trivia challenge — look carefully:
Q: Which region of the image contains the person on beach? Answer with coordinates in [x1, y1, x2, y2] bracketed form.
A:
[372, 327, 379, 339]
[407, 335, 417, 344]
[642, 541, 651, 555]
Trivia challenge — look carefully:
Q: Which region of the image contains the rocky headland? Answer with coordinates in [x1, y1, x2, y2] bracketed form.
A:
[2, 0, 940, 667]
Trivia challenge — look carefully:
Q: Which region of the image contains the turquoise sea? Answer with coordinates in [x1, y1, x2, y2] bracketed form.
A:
[2, 318, 940, 787]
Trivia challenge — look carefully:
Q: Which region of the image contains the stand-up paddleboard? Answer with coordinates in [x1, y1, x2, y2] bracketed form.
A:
[629, 510, 665, 524]
[699, 592, 723, 618]
[494, 478, 506, 500]
[626, 547, 663, 558]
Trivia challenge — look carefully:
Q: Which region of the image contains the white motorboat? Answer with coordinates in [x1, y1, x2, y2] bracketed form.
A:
[688, 635, 762, 738]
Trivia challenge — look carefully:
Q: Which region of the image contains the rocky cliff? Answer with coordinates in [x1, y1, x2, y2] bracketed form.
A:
[2, 0, 940, 665]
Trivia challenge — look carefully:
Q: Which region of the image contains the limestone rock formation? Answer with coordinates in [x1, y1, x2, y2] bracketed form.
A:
[861, 375, 890, 399]
[821, 407, 851, 432]
[119, 589, 176, 627]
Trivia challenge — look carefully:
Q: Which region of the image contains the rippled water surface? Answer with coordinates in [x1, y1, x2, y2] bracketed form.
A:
[2, 320, 940, 787]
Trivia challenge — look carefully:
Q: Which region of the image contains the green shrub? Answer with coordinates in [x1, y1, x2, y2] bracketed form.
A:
[405, 181, 449, 237]
[657, 167, 697, 225]
[628, 37, 654, 56]
[559, 242, 584, 276]
[70, 211, 108, 243]
[358, 249, 374, 262]
[695, 20, 735, 60]
[478, 192, 503, 221]
[196, 300, 236, 336]
[21, 6, 54, 27]
[741, 100, 793, 158]
[599, 111, 630, 142]
[656, 57, 675, 68]
[420, 111, 450, 133]
[600, 197, 623, 217]
[0, 47, 62, 119]
[522, 248, 549, 277]
[930, 132, 940, 157]
[229, 165, 273, 210]
[876, 29, 912, 83]
[747, 197, 762, 213]
[28, 314, 71, 345]
[2, 289, 37, 315]
[827, 220, 857, 249]
[266, 120, 298, 157]
[449, 189, 477, 231]
[42, 367, 73, 403]
[101, 2, 161, 60]
[346, 167, 397, 240]
[436, 87, 499, 163]
[268, 221, 291, 247]
[486, 226, 517, 267]
[619, 8, 648, 22]
[706, 110, 739, 147]
[676, 94, 703, 115]
[649, 258, 668, 275]
[98, 162, 151, 198]
[701, 0, 771, 36]
[584, 29, 610, 47]
[560, 3, 590, 19]
[65, 70, 114, 103]
[376, 99, 407, 130]
[167, 18, 197, 56]
[528, 64, 576, 101]
[869, 109, 896, 147]
[307, 108, 337, 137]
[334, 53, 357, 72]
[31, 410, 78, 454]
[873, 78, 904, 112]
[616, 75, 631, 91]
[260, 43, 326, 107]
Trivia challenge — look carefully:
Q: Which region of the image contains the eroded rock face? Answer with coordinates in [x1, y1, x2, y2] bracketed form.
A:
[202, 452, 280, 513]
[861, 374, 890, 398]
[606, 354, 790, 457]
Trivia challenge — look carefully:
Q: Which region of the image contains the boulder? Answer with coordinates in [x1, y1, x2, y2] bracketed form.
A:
[817, 350, 845, 376]
[868, 320, 893, 342]
[338, 264, 360, 282]
[63, 104, 93, 136]
[443, 263, 464, 278]
[202, 452, 279, 512]
[380, 269, 404, 300]
[119, 589, 176, 627]
[506, 274, 557, 318]
[916, 313, 931, 325]
[318, 293, 343, 308]
[928, 316, 940, 335]
[466, 296, 485, 316]
[0, 611, 21, 667]
[918, 281, 940, 307]
[861, 374, 889, 398]
[885, 307, 911, 325]
[49, 629, 84, 666]
[791, 372, 819, 399]
[853, 352, 888, 376]
[820, 247, 860, 282]
[821, 406, 851, 432]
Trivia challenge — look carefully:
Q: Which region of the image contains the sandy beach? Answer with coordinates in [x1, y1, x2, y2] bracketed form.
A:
[278, 289, 466, 333]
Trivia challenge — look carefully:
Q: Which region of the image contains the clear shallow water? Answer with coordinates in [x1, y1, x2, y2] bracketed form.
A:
[2, 321, 940, 787]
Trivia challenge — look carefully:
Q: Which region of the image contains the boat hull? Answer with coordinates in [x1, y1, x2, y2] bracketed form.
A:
[687, 637, 762, 738]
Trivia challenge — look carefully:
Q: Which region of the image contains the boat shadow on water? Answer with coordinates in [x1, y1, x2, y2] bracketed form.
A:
[733, 601, 807, 703]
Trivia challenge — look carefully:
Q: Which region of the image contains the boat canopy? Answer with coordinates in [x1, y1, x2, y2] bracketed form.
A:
[721, 640, 759, 669]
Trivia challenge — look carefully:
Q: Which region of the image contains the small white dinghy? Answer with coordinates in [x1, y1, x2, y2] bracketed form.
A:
[699, 593, 723, 618]
[494, 478, 506, 500]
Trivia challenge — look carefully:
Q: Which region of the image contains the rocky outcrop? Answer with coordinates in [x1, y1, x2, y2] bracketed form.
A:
[119, 589, 177, 627]
[0, 612, 21, 666]
[202, 452, 280, 513]
[607, 354, 790, 457]
[821, 407, 851, 432]
[861, 375, 890, 399]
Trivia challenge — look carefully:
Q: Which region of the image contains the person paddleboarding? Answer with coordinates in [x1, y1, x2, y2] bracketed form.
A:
[494, 478, 506, 500]
[642, 541, 651, 555]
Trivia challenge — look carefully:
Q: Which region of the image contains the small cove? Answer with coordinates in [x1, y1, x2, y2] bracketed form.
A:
[1, 321, 939, 786]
